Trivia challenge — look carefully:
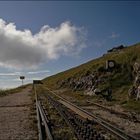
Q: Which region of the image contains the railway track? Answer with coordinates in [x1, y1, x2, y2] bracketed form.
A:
[85, 101, 140, 122]
[34, 83, 53, 140]
[36, 97, 53, 140]
[45, 87, 139, 140]
[46, 94, 105, 140]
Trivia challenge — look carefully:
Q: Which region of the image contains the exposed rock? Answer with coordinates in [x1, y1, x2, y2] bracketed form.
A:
[85, 90, 95, 96]
[93, 88, 101, 95]
[57, 61, 120, 99]
[133, 62, 140, 74]
[136, 85, 140, 101]
[58, 71, 105, 97]
[134, 75, 140, 87]
[128, 86, 136, 99]
[128, 61, 140, 100]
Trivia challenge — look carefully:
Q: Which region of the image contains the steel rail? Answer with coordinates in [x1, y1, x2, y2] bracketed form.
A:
[37, 101, 53, 140]
[86, 101, 132, 119]
[36, 101, 43, 140]
[45, 87, 139, 140]
[34, 84, 53, 140]
[35, 84, 43, 140]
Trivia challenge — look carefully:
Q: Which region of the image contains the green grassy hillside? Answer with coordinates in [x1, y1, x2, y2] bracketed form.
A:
[43, 43, 140, 112]
[44, 43, 140, 87]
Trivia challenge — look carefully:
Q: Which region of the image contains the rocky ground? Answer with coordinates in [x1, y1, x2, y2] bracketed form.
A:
[0, 87, 37, 140]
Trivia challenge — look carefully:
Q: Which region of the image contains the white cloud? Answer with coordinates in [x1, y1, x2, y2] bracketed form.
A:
[27, 70, 50, 74]
[0, 72, 21, 76]
[109, 32, 120, 39]
[0, 70, 50, 76]
[0, 19, 87, 69]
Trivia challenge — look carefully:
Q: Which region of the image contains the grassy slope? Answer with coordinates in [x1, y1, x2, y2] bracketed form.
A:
[43, 43, 140, 112]
[0, 84, 30, 97]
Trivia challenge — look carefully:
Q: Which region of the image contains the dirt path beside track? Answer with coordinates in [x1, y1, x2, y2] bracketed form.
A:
[0, 87, 37, 140]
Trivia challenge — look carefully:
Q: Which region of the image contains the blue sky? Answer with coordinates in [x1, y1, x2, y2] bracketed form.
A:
[0, 1, 140, 88]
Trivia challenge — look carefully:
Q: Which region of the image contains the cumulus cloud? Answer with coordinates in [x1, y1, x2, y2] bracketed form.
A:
[0, 18, 87, 69]
[109, 32, 120, 39]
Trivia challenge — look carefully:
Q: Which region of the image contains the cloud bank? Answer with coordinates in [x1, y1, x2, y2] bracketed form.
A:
[0, 18, 87, 69]
[0, 72, 21, 76]
[27, 70, 50, 74]
[0, 70, 50, 76]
